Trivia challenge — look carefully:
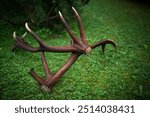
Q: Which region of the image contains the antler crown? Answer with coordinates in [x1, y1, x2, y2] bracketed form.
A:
[12, 7, 116, 92]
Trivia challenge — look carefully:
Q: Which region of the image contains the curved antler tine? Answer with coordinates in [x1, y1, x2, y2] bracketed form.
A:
[72, 7, 87, 44]
[13, 31, 41, 52]
[105, 40, 117, 49]
[25, 23, 45, 46]
[13, 32, 17, 40]
[59, 11, 80, 44]
[25, 23, 31, 32]
[13, 31, 27, 39]
[90, 39, 117, 52]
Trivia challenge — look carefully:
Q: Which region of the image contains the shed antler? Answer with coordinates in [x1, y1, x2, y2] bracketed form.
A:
[13, 7, 116, 92]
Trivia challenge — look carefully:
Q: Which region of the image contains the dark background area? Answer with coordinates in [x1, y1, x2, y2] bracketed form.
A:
[0, 0, 90, 31]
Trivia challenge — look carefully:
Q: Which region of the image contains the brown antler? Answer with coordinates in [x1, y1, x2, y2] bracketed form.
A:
[13, 7, 116, 92]
[12, 32, 27, 51]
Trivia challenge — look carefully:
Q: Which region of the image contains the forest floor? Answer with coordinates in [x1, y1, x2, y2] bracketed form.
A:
[0, 0, 150, 99]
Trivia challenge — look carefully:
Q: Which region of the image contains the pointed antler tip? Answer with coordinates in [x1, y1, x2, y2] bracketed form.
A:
[13, 32, 17, 39]
[58, 11, 62, 17]
[110, 40, 117, 48]
[72, 7, 76, 12]
[25, 22, 28, 27]
[72, 7, 75, 10]
[22, 32, 27, 38]
[25, 22, 31, 32]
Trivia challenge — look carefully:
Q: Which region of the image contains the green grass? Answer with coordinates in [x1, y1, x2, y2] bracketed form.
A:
[0, 0, 150, 100]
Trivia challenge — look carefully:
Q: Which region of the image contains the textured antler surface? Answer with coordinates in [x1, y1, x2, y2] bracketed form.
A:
[13, 7, 117, 92]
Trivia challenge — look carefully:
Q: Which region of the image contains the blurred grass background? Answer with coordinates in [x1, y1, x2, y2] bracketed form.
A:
[0, 0, 150, 99]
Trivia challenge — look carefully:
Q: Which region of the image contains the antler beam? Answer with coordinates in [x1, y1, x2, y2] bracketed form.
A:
[13, 7, 116, 92]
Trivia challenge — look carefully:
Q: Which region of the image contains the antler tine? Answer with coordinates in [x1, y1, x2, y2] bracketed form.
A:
[13, 31, 42, 52]
[13, 32, 17, 40]
[90, 39, 117, 53]
[41, 52, 52, 78]
[25, 23, 78, 53]
[22, 32, 27, 38]
[46, 53, 80, 87]
[25, 23, 46, 46]
[91, 40, 117, 49]
[58, 11, 80, 44]
[29, 68, 45, 85]
[13, 32, 27, 39]
[72, 7, 87, 44]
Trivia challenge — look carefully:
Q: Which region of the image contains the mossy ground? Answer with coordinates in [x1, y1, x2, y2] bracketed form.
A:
[0, 0, 150, 99]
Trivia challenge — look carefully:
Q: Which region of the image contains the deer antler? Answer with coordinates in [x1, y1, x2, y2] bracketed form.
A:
[13, 7, 116, 92]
